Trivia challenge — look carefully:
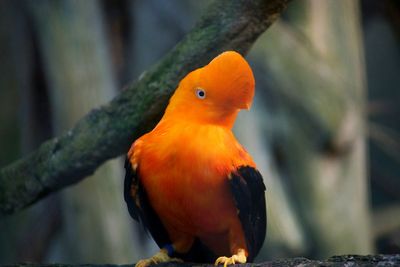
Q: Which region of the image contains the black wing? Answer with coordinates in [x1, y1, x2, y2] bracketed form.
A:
[124, 158, 216, 262]
[124, 158, 170, 247]
[228, 166, 267, 262]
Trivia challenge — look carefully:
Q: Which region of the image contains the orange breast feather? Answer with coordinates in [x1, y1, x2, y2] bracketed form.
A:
[130, 119, 254, 254]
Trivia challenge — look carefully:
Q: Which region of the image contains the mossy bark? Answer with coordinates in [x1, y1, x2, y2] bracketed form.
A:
[2, 255, 400, 267]
[0, 0, 290, 216]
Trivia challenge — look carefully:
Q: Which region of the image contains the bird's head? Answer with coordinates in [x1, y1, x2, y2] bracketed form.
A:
[165, 51, 255, 128]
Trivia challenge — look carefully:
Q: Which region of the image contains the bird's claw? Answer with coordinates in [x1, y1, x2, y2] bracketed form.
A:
[215, 256, 234, 267]
[214, 249, 247, 267]
[135, 249, 182, 267]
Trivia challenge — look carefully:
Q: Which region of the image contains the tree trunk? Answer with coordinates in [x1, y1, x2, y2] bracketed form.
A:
[0, 1, 29, 262]
[0, 1, 60, 263]
[28, 0, 135, 263]
[249, 0, 372, 257]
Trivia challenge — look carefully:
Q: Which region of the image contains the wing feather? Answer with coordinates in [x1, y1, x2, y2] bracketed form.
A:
[228, 166, 267, 261]
[124, 158, 170, 247]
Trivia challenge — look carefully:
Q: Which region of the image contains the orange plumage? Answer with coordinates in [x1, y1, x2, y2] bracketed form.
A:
[125, 51, 266, 267]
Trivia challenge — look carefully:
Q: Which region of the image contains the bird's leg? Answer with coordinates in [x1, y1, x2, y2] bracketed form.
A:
[135, 228, 194, 267]
[135, 245, 182, 267]
[215, 221, 248, 267]
[214, 248, 247, 267]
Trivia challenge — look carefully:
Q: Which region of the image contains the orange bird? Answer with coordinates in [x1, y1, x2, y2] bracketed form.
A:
[125, 51, 266, 267]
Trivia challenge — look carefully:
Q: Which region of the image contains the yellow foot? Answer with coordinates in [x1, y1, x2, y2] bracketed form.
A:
[214, 249, 247, 267]
[135, 249, 182, 267]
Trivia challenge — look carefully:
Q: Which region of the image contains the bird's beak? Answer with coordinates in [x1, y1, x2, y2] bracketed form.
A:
[237, 99, 252, 110]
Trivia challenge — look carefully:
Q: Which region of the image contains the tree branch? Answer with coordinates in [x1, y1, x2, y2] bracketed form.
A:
[0, 0, 290, 216]
[3, 255, 400, 267]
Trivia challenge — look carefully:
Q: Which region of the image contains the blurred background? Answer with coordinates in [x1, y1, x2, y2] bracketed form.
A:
[0, 0, 399, 264]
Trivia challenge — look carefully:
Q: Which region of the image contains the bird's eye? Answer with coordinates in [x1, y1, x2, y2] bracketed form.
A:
[195, 88, 206, 99]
